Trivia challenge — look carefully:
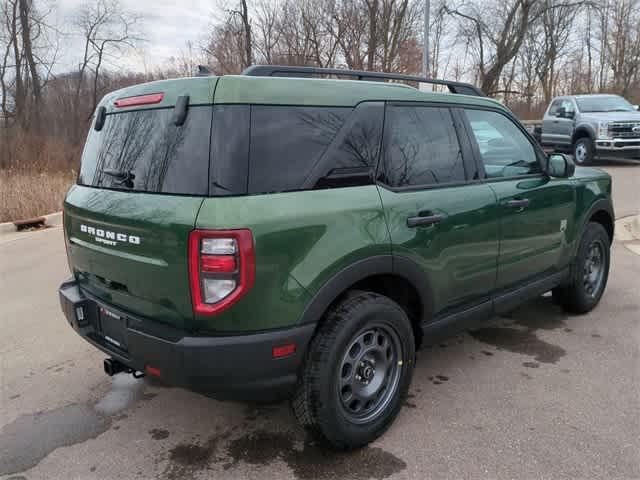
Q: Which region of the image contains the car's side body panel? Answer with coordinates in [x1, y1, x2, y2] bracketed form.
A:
[487, 176, 576, 289]
[194, 185, 390, 333]
[377, 183, 500, 318]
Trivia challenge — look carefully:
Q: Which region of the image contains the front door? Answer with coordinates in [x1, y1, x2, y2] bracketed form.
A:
[542, 98, 576, 149]
[377, 103, 500, 318]
[462, 108, 575, 291]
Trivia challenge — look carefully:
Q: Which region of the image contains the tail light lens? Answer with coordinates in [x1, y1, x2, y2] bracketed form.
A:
[188, 229, 255, 315]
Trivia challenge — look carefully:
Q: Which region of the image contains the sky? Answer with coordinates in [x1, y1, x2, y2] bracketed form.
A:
[53, 0, 215, 73]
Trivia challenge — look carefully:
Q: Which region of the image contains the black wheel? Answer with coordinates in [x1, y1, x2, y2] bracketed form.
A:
[292, 291, 415, 450]
[553, 222, 610, 314]
[573, 137, 594, 165]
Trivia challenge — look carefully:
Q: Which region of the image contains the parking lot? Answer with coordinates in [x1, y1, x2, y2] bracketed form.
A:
[1, 162, 639, 480]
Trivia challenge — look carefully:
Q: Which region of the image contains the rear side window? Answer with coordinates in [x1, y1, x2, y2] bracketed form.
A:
[248, 106, 352, 194]
[379, 105, 465, 187]
[78, 106, 211, 195]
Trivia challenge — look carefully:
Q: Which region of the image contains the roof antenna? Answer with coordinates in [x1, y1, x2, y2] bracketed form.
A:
[196, 65, 211, 77]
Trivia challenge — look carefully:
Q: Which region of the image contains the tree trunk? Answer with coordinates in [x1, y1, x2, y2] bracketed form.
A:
[18, 0, 42, 107]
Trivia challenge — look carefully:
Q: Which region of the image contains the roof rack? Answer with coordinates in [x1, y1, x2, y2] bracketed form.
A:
[242, 65, 485, 97]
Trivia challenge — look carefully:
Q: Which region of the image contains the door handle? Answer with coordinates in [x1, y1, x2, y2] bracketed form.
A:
[506, 198, 530, 208]
[407, 213, 446, 228]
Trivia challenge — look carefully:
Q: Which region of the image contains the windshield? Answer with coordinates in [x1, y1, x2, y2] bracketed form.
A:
[576, 95, 636, 113]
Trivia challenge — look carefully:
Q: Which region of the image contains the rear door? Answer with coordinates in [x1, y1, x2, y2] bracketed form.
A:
[462, 107, 575, 292]
[64, 93, 214, 331]
[377, 103, 499, 319]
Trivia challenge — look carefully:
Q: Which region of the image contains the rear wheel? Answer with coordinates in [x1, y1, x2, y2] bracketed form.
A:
[292, 291, 415, 450]
[573, 137, 594, 165]
[553, 222, 610, 313]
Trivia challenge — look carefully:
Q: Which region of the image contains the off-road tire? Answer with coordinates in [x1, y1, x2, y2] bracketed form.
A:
[573, 137, 594, 165]
[553, 222, 610, 313]
[292, 291, 415, 450]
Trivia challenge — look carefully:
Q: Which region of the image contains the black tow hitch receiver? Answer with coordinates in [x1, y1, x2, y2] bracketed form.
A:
[104, 358, 126, 376]
[103, 358, 145, 378]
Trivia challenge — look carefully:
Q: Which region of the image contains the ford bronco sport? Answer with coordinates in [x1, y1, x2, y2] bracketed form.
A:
[59, 65, 614, 449]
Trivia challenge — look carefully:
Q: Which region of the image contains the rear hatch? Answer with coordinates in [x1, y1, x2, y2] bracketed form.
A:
[64, 77, 218, 331]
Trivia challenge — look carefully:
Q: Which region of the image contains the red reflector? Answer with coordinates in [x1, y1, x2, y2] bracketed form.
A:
[201, 255, 236, 273]
[144, 365, 161, 377]
[114, 93, 164, 108]
[272, 343, 296, 359]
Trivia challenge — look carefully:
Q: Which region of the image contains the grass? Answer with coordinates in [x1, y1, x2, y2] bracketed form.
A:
[0, 169, 76, 223]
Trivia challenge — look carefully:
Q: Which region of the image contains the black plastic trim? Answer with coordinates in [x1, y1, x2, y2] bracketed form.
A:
[242, 65, 485, 96]
[575, 198, 615, 248]
[298, 256, 392, 325]
[297, 254, 434, 327]
[94, 106, 106, 131]
[422, 301, 493, 345]
[420, 268, 569, 344]
[493, 268, 569, 314]
[172, 95, 189, 126]
[59, 280, 314, 401]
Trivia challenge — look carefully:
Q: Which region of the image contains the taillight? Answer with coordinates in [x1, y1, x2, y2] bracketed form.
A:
[114, 93, 164, 108]
[188, 229, 255, 315]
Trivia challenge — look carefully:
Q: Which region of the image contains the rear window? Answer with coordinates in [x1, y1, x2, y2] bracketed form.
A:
[78, 106, 212, 195]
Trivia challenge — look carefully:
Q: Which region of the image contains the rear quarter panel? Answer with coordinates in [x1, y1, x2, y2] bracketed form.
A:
[195, 186, 390, 333]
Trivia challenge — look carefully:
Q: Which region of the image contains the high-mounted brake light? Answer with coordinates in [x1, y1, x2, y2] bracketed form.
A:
[114, 93, 164, 108]
[188, 229, 255, 315]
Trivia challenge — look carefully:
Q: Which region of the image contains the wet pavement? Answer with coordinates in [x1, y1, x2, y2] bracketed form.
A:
[1, 164, 639, 480]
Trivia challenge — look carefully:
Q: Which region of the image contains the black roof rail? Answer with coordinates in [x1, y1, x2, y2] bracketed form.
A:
[242, 65, 485, 97]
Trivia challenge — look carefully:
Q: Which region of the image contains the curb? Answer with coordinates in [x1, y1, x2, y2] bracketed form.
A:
[0, 211, 62, 236]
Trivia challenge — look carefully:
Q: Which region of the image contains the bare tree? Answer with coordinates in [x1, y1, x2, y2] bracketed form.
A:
[73, 0, 143, 114]
[534, 0, 579, 103]
[606, 0, 640, 96]
[446, 0, 547, 95]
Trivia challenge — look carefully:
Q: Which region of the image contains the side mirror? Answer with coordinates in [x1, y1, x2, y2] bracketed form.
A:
[547, 153, 575, 178]
[556, 106, 566, 117]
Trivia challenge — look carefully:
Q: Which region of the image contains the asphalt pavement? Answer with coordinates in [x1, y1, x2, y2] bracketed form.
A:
[1, 163, 639, 480]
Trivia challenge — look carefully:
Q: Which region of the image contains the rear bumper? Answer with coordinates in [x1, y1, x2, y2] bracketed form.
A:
[58, 279, 314, 401]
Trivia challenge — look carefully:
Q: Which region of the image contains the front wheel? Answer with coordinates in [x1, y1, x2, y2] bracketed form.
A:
[573, 137, 594, 165]
[292, 291, 415, 450]
[553, 222, 610, 313]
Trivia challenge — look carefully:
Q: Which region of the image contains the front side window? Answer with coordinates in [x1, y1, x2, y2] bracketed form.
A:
[548, 99, 563, 116]
[379, 105, 465, 188]
[465, 109, 540, 178]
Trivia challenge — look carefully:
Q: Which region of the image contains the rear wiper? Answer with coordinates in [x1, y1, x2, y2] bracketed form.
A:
[102, 168, 134, 179]
[102, 168, 135, 187]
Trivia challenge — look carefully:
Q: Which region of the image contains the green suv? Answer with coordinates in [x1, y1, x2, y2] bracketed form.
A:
[59, 66, 614, 449]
